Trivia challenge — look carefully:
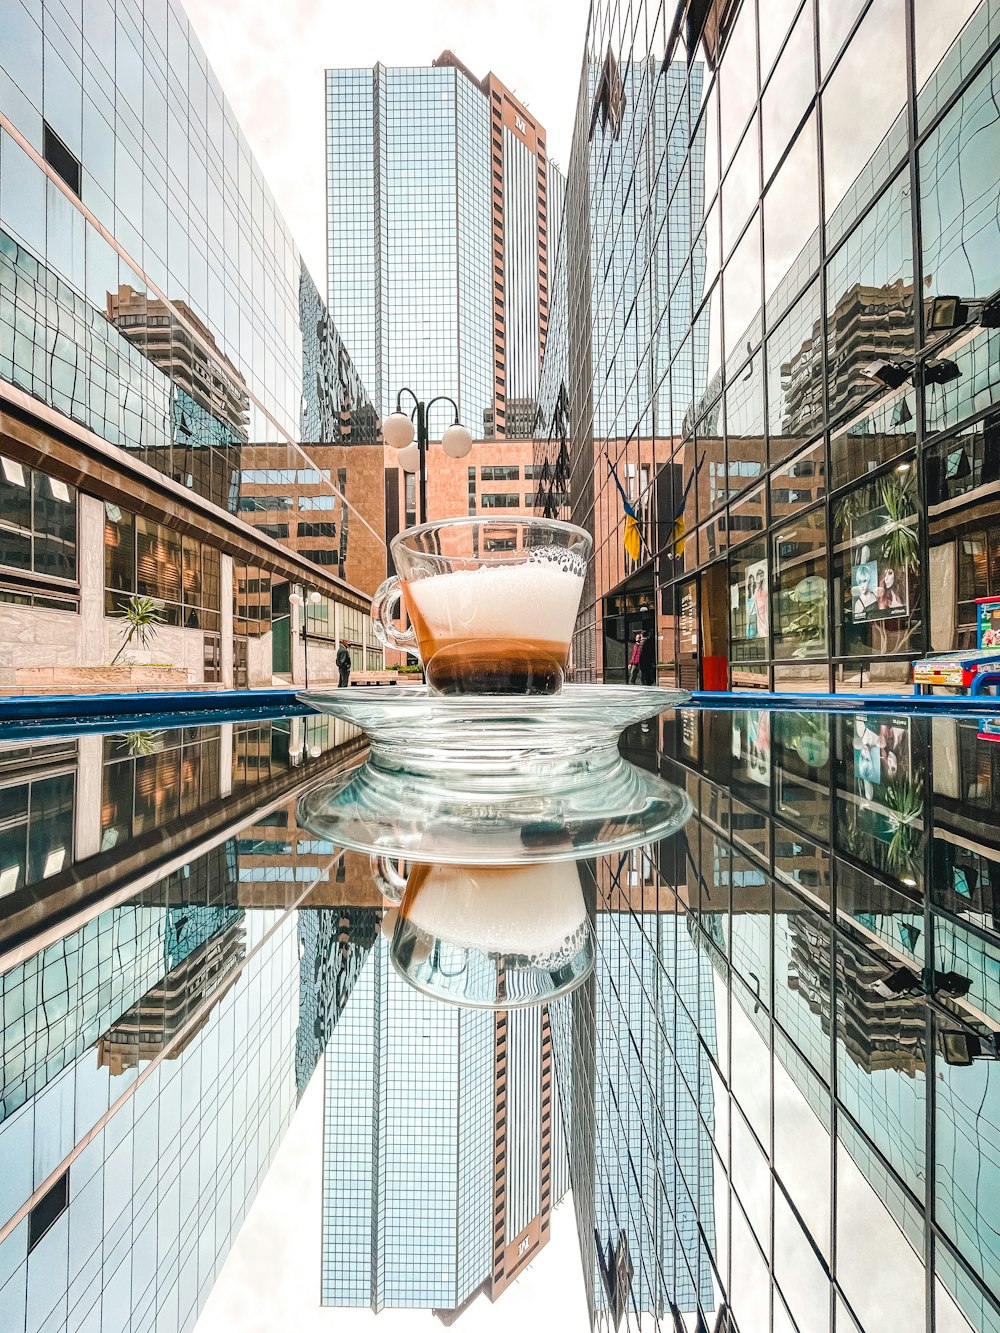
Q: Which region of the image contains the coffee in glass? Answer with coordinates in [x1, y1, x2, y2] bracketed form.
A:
[371, 516, 592, 695]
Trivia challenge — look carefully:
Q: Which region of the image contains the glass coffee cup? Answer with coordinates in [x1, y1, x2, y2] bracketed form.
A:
[371, 516, 592, 695]
[388, 860, 595, 1008]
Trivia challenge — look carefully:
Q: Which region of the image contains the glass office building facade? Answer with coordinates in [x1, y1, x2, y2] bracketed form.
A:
[322, 933, 570, 1314]
[326, 56, 565, 439]
[0, 715, 381, 1333]
[536, 0, 1000, 693]
[0, 0, 386, 689]
[552, 710, 1000, 1331]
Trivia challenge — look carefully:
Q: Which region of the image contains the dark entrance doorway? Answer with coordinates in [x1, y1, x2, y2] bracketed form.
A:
[603, 568, 656, 684]
[271, 581, 291, 677]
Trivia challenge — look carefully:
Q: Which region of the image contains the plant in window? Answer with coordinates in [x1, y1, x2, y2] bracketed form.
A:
[112, 594, 166, 664]
[877, 473, 919, 573]
[116, 730, 164, 758]
[883, 774, 924, 878]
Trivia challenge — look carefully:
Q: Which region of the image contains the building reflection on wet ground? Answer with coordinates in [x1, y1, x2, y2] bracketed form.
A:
[0, 704, 997, 1333]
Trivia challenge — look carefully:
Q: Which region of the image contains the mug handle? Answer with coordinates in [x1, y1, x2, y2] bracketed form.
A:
[369, 853, 408, 904]
[371, 575, 418, 653]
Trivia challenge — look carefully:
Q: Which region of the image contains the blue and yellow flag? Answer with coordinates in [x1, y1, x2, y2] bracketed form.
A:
[607, 459, 643, 562]
[671, 513, 685, 558]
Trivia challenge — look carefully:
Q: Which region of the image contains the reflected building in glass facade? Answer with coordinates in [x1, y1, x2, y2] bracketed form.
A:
[326, 53, 565, 439]
[551, 706, 1000, 1332]
[0, 715, 381, 1333]
[322, 934, 569, 1314]
[537, 0, 1000, 695]
[0, 0, 387, 691]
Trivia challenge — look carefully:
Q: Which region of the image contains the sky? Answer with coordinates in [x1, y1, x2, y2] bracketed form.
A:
[194, 1055, 591, 1333]
[184, 0, 589, 295]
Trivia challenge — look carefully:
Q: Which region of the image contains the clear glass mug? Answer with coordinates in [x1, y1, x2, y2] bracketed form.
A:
[389, 861, 595, 1009]
[370, 515, 592, 695]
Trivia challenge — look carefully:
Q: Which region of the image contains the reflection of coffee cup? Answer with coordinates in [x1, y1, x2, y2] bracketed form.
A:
[371, 517, 591, 695]
[390, 861, 594, 1008]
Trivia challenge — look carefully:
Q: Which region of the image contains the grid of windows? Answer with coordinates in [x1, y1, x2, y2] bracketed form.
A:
[537, 0, 1000, 693]
[552, 708, 1000, 1333]
[0, 0, 382, 652]
[326, 61, 564, 439]
[104, 504, 221, 630]
[0, 454, 77, 588]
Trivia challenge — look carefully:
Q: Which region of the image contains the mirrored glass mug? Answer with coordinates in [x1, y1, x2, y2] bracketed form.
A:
[371, 516, 592, 695]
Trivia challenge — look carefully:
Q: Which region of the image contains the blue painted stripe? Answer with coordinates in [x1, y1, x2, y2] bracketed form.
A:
[0, 688, 309, 723]
[689, 690, 1000, 713]
[1, 685, 998, 743]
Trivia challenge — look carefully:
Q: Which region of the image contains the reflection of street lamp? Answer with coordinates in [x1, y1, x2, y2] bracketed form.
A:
[290, 587, 322, 687]
[289, 588, 307, 687]
[383, 387, 472, 526]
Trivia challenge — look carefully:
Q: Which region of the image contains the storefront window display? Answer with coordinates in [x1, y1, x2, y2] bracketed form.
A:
[832, 465, 922, 667]
[834, 712, 925, 892]
[772, 508, 829, 661]
[730, 538, 769, 667]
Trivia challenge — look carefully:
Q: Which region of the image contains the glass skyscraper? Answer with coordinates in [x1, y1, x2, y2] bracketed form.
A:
[0, 715, 380, 1333]
[322, 933, 570, 1314]
[0, 0, 387, 692]
[326, 54, 565, 438]
[537, 0, 1000, 695]
[551, 707, 1000, 1332]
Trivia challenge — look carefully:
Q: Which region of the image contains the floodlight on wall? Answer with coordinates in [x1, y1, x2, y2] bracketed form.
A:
[934, 969, 973, 998]
[925, 295, 968, 332]
[925, 290, 1000, 333]
[939, 1030, 999, 1066]
[870, 965, 923, 1000]
[383, 411, 415, 450]
[924, 358, 962, 386]
[862, 360, 913, 390]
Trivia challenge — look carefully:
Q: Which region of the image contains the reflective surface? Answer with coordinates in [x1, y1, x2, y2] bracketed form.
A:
[1, 0, 387, 695]
[537, 0, 1000, 695]
[1, 703, 999, 1332]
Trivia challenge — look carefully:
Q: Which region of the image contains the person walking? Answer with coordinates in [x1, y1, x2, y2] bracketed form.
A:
[336, 642, 351, 689]
[628, 633, 643, 684]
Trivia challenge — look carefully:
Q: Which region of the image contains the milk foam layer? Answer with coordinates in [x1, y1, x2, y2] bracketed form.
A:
[405, 561, 584, 644]
[404, 863, 587, 954]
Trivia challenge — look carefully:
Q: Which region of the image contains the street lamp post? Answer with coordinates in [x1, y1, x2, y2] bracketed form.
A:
[291, 586, 323, 687]
[382, 388, 473, 526]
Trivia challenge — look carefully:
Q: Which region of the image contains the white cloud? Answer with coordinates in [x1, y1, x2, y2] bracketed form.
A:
[185, 0, 588, 295]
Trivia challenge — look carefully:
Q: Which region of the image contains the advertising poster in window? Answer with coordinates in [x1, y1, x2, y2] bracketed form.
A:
[850, 508, 910, 622]
[736, 558, 769, 639]
[732, 709, 770, 786]
[852, 714, 913, 855]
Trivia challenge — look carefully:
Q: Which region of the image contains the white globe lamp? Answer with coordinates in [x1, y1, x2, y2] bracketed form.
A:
[441, 422, 473, 458]
[383, 411, 415, 450]
[396, 442, 420, 472]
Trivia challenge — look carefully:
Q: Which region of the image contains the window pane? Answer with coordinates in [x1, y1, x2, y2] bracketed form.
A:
[763, 112, 819, 309]
[766, 280, 822, 465]
[822, 0, 907, 242]
[762, 3, 815, 182]
[772, 507, 828, 660]
[831, 465, 922, 663]
[920, 54, 1000, 308]
[826, 172, 913, 427]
